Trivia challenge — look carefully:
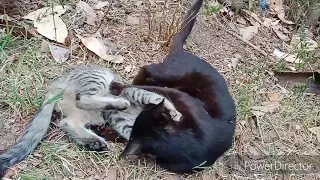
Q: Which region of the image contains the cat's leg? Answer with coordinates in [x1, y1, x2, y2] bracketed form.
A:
[75, 93, 130, 111]
[59, 117, 109, 151]
[132, 65, 169, 86]
[120, 87, 182, 122]
[104, 110, 136, 140]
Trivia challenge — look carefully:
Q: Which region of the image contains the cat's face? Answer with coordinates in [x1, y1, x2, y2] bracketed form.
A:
[120, 99, 175, 157]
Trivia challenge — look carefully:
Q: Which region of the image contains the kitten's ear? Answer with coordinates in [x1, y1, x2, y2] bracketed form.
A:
[120, 140, 142, 157]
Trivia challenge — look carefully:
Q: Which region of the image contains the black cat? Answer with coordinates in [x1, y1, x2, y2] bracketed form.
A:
[110, 0, 237, 173]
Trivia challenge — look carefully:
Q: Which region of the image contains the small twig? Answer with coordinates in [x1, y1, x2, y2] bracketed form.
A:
[89, 0, 114, 34]
[51, 2, 58, 42]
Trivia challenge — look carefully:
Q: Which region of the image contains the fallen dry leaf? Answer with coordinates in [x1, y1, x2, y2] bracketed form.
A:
[274, 71, 320, 94]
[270, 0, 295, 24]
[239, 25, 259, 41]
[262, 18, 273, 27]
[76, 1, 97, 26]
[77, 35, 124, 63]
[236, 17, 246, 25]
[23, 6, 68, 44]
[48, 44, 70, 63]
[272, 25, 290, 41]
[35, 16, 68, 44]
[23, 5, 68, 21]
[127, 15, 140, 25]
[95, 1, 110, 9]
[267, 92, 280, 112]
[273, 49, 301, 63]
[252, 92, 280, 117]
[271, 20, 280, 26]
[308, 127, 320, 142]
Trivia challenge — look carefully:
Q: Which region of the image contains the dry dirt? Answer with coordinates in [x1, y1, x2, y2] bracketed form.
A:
[0, 0, 320, 179]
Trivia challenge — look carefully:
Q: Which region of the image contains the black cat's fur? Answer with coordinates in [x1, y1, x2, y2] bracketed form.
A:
[110, 0, 237, 174]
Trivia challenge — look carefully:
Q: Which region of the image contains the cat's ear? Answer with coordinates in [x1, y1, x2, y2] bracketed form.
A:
[120, 140, 142, 157]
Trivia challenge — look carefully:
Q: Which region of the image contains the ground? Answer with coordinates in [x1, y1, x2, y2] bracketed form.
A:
[0, 0, 320, 179]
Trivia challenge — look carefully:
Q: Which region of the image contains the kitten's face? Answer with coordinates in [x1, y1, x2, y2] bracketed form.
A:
[120, 100, 173, 157]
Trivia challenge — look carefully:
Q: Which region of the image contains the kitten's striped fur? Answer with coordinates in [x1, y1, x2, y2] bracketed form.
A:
[0, 65, 181, 177]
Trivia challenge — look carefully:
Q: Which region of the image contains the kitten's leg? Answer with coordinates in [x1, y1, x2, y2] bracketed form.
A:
[75, 93, 130, 111]
[59, 117, 109, 151]
[106, 111, 136, 140]
[121, 88, 182, 122]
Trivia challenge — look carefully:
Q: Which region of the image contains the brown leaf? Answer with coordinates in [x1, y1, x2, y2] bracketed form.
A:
[252, 92, 280, 117]
[274, 71, 320, 94]
[76, 1, 97, 26]
[262, 18, 273, 27]
[76, 34, 124, 63]
[23, 6, 69, 44]
[239, 25, 259, 41]
[48, 44, 70, 63]
[267, 92, 280, 113]
[236, 17, 246, 25]
[272, 25, 290, 41]
[270, 0, 295, 24]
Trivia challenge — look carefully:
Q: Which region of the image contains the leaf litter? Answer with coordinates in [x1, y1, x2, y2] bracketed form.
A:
[76, 34, 124, 63]
[23, 5, 69, 44]
[251, 91, 281, 117]
[76, 1, 97, 26]
[48, 44, 70, 63]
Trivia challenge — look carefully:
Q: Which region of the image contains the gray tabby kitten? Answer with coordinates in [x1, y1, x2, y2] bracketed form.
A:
[0, 65, 181, 177]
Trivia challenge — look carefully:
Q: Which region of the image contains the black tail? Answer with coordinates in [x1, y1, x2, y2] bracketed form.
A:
[171, 0, 203, 53]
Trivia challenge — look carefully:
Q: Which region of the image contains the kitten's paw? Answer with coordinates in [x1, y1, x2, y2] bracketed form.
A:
[170, 110, 182, 122]
[82, 138, 109, 152]
[118, 99, 130, 110]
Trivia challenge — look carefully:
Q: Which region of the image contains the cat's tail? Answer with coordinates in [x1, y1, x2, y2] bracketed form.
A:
[0, 100, 55, 178]
[170, 0, 203, 53]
